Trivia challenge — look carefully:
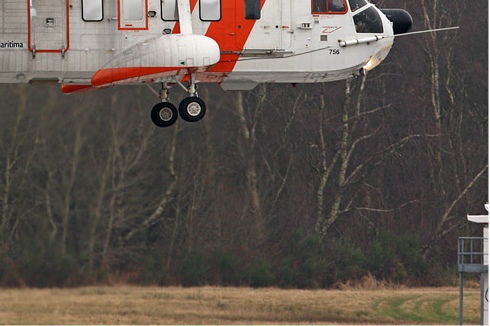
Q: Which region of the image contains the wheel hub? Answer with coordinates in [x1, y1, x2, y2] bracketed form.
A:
[159, 107, 174, 121]
[186, 102, 202, 116]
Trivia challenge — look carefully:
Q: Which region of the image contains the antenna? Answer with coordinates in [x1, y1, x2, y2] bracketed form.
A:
[394, 26, 459, 38]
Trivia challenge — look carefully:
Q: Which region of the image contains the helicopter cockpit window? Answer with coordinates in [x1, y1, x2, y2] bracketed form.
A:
[348, 0, 368, 12]
[353, 6, 383, 33]
[312, 0, 347, 14]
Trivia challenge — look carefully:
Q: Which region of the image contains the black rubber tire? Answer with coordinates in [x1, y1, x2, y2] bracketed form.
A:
[178, 97, 206, 122]
[151, 102, 178, 128]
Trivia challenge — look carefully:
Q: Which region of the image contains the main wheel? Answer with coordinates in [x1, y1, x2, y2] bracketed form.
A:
[179, 97, 206, 122]
[151, 102, 178, 127]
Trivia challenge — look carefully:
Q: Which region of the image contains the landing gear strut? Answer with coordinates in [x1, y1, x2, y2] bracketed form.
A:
[150, 83, 178, 128]
[149, 75, 207, 128]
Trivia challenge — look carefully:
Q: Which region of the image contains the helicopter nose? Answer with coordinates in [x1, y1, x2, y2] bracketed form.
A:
[380, 9, 413, 35]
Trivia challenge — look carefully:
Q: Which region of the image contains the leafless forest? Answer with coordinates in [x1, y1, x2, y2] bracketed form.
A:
[0, 0, 487, 288]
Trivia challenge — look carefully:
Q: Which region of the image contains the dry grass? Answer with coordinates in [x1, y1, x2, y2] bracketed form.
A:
[0, 285, 480, 324]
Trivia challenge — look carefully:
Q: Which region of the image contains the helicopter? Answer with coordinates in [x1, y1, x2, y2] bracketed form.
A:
[0, 0, 453, 127]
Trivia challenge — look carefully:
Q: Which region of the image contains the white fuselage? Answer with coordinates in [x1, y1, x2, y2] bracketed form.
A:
[0, 0, 395, 90]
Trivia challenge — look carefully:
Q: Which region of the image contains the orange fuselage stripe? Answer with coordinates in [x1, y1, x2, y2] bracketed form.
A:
[206, 0, 266, 73]
[91, 66, 183, 87]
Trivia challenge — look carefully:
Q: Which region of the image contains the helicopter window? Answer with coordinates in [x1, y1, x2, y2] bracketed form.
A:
[245, 0, 260, 20]
[161, 0, 178, 21]
[82, 0, 103, 21]
[200, 0, 221, 21]
[118, 0, 147, 29]
[353, 7, 383, 33]
[312, 0, 347, 14]
[121, 0, 144, 21]
[313, 0, 326, 12]
[348, 0, 368, 12]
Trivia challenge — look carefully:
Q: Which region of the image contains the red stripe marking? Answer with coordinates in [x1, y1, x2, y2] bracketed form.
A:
[61, 84, 94, 94]
[91, 67, 184, 87]
[206, 0, 267, 73]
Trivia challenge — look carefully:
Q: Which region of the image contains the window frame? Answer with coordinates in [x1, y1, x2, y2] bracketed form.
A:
[161, 0, 178, 21]
[81, 0, 104, 22]
[353, 6, 384, 33]
[244, 0, 261, 20]
[311, 0, 348, 14]
[199, 0, 221, 21]
[348, 0, 368, 12]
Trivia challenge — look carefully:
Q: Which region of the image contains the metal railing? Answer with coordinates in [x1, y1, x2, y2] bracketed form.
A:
[458, 237, 488, 273]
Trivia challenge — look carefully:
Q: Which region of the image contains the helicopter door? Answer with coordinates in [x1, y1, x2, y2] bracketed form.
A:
[28, 0, 69, 54]
[238, 0, 282, 51]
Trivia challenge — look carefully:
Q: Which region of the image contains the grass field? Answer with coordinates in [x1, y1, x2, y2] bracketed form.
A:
[0, 285, 481, 324]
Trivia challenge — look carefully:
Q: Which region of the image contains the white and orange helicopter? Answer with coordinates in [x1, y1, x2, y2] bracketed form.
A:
[0, 0, 455, 127]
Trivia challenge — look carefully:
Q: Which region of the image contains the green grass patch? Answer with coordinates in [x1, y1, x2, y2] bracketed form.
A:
[372, 292, 479, 325]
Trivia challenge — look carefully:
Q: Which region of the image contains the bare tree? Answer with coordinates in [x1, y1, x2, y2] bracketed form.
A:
[417, 0, 487, 256]
[0, 85, 29, 243]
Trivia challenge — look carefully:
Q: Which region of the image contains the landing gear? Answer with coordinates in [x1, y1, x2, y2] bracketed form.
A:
[148, 75, 206, 128]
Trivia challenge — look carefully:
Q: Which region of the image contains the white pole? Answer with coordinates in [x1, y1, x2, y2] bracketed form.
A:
[483, 226, 488, 325]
